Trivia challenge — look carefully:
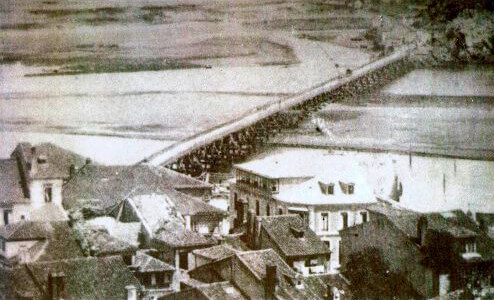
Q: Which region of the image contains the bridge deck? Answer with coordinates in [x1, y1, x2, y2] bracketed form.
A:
[142, 46, 414, 167]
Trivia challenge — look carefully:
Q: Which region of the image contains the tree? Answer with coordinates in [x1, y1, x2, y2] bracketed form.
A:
[342, 247, 421, 300]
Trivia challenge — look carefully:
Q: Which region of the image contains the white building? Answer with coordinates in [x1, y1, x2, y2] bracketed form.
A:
[0, 143, 87, 226]
[230, 150, 377, 273]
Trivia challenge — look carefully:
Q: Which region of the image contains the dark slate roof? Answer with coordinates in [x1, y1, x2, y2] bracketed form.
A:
[257, 215, 331, 258]
[14, 142, 88, 180]
[0, 221, 53, 241]
[426, 213, 477, 238]
[12, 256, 140, 300]
[0, 159, 28, 206]
[132, 251, 174, 273]
[63, 165, 211, 210]
[192, 245, 238, 261]
[0, 266, 15, 300]
[153, 222, 217, 249]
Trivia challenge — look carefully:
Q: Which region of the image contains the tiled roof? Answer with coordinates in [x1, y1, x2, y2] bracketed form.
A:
[192, 245, 238, 261]
[153, 222, 216, 249]
[235, 249, 323, 300]
[86, 216, 141, 247]
[236, 249, 299, 281]
[12, 256, 140, 300]
[0, 221, 53, 241]
[87, 229, 137, 256]
[162, 189, 226, 217]
[132, 251, 174, 273]
[34, 221, 84, 262]
[29, 204, 68, 222]
[195, 282, 247, 300]
[14, 143, 88, 180]
[129, 194, 184, 234]
[63, 164, 211, 210]
[258, 215, 331, 258]
[0, 159, 28, 206]
[367, 203, 421, 238]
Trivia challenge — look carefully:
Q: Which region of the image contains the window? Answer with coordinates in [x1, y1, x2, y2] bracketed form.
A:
[305, 259, 319, 267]
[324, 241, 330, 249]
[266, 204, 270, 216]
[465, 242, 477, 253]
[256, 200, 260, 216]
[341, 212, 348, 229]
[44, 184, 53, 203]
[3, 210, 11, 225]
[0, 239, 4, 252]
[347, 184, 354, 194]
[278, 208, 284, 215]
[360, 211, 368, 223]
[327, 184, 334, 195]
[321, 213, 329, 231]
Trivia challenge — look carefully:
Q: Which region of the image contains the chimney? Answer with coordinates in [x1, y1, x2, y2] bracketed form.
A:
[125, 285, 137, 300]
[30, 147, 37, 177]
[48, 272, 65, 300]
[264, 264, 277, 300]
[417, 215, 428, 246]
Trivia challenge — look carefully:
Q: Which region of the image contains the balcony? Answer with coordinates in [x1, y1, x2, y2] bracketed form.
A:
[231, 182, 274, 199]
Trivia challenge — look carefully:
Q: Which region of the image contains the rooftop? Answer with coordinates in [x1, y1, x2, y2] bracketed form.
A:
[132, 251, 175, 273]
[86, 229, 137, 256]
[153, 222, 216, 249]
[192, 244, 238, 261]
[194, 282, 247, 300]
[257, 215, 331, 258]
[234, 149, 317, 179]
[0, 221, 53, 241]
[63, 164, 211, 210]
[86, 216, 141, 247]
[235, 249, 324, 300]
[0, 159, 28, 207]
[11, 256, 140, 300]
[13, 142, 88, 180]
[273, 173, 376, 206]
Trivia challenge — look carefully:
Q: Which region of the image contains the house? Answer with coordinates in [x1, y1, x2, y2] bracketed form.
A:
[192, 244, 239, 268]
[271, 172, 377, 273]
[152, 221, 217, 271]
[159, 281, 247, 300]
[340, 203, 494, 298]
[230, 154, 314, 228]
[0, 143, 88, 226]
[130, 250, 176, 298]
[246, 214, 332, 276]
[188, 248, 343, 300]
[0, 221, 83, 266]
[62, 164, 213, 212]
[3, 255, 140, 300]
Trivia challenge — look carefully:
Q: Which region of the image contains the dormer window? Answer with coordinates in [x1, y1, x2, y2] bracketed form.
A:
[339, 182, 355, 195]
[348, 183, 354, 194]
[37, 155, 48, 164]
[319, 182, 334, 195]
[290, 226, 305, 239]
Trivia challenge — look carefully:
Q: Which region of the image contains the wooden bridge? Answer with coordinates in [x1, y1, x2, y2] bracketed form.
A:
[140, 46, 415, 176]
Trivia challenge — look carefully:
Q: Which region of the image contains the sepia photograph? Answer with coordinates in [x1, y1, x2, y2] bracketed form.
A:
[0, 0, 493, 299]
